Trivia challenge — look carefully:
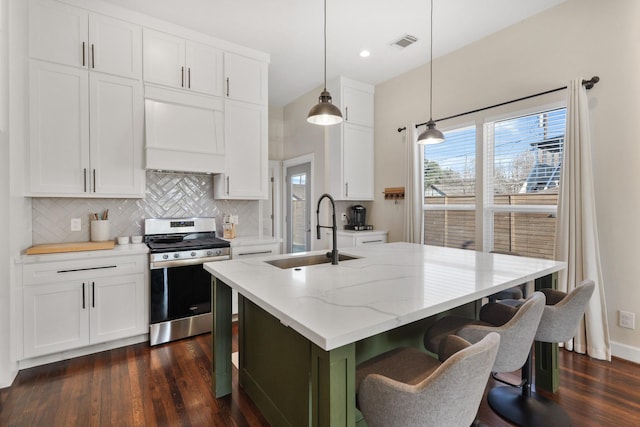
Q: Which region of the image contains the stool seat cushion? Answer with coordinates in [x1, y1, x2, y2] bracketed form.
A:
[356, 347, 440, 393]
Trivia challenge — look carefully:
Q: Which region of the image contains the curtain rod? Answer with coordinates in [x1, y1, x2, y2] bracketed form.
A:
[397, 76, 600, 133]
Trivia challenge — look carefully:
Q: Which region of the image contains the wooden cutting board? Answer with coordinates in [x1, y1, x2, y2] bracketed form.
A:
[26, 241, 116, 255]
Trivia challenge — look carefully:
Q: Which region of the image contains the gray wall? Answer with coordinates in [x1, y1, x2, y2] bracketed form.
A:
[370, 0, 640, 361]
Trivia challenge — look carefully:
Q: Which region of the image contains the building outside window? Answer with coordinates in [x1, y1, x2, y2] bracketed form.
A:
[422, 107, 566, 259]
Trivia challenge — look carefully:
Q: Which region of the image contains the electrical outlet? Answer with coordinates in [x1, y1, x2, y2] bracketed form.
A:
[70, 218, 81, 231]
[341, 213, 347, 222]
[619, 310, 635, 329]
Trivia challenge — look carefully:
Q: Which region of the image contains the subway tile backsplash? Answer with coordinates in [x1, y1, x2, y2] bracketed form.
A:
[32, 171, 260, 244]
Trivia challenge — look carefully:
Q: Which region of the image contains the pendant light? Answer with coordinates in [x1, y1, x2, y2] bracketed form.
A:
[307, 0, 343, 126]
[418, 0, 445, 144]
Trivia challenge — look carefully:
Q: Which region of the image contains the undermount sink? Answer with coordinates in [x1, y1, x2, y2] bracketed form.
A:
[266, 253, 359, 269]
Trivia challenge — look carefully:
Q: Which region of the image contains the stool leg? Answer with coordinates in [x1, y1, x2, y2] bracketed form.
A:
[487, 344, 571, 427]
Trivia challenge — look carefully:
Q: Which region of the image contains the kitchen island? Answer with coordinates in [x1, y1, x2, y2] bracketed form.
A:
[204, 242, 565, 426]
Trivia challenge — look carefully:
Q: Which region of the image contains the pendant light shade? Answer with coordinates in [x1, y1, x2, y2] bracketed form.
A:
[307, 0, 343, 126]
[418, 0, 444, 145]
[418, 119, 445, 144]
[307, 90, 343, 125]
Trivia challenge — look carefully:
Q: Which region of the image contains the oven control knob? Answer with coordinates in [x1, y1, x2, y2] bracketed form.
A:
[206, 250, 213, 256]
[191, 251, 197, 257]
[173, 253, 180, 259]
[162, 254, 169, 260]
[215, 249, 222, 256]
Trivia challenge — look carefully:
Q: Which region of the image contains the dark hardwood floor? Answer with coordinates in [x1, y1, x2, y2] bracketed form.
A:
[1, 325, 639, 426]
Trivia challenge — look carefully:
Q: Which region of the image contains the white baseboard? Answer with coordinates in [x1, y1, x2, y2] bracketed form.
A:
[611, 340, 640, 364]
[17, 334, 149, 370]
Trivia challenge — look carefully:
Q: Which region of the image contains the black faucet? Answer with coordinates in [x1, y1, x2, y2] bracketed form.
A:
[316, 193, 339, 265]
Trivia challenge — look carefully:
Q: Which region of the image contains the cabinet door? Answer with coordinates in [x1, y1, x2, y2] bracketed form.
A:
[219, 100, 268, 199]
[23, 282, 90, 358]
[90, 274, 145, 344]
[29, 0, 88, 68]
[343, 85, 374, 127]
[224, 52, 268, 105]
[89, 72, 144, 196]
[89, 13, 142, 79]
[143, 29, 185, 89]
[186, 41, 223, 96]
[29, 60, 90, 194]
[343, 124, 374, 200]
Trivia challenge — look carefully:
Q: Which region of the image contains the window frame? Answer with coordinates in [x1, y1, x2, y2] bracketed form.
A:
[420, 99, 566, 255]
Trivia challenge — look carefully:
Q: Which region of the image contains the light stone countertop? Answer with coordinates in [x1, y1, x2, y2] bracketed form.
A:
[204, 242, 565, 351]
[17, 243, 149, 264]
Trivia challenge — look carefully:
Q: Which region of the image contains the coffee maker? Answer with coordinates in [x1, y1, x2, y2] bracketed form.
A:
[345, 205, 373, 230]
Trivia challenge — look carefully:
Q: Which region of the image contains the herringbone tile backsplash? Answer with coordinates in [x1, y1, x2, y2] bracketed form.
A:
[32, 171, 260, 244]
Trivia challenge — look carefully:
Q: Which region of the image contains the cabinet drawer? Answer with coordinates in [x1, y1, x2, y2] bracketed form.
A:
[23, 254, 146, 285]
[354, 234, 387, 246]
[231, 243, 279, 259]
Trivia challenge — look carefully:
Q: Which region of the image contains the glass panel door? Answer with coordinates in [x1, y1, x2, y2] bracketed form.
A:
[286, 162, 311, 253]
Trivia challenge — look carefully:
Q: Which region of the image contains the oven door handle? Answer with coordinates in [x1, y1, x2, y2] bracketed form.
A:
[150, 255, 230, 269]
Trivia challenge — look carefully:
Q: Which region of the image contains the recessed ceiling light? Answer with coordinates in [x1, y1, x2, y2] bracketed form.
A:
[360, 50, 370, 58]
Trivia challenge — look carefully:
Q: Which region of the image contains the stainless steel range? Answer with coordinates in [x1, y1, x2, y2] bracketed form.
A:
[144, 217, 230, 346]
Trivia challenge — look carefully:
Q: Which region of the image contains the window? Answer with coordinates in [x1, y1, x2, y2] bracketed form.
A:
[485, 108, 565, 259]
[421, 107, 566, 259]
[423, 126, 477, 249]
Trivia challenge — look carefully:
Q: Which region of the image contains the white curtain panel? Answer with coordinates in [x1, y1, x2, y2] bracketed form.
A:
[555, 77, 611, 361]
[403, 124, 424, 243]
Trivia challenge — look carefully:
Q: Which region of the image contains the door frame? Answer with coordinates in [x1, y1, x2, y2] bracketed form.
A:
[282, 154, 315, 254]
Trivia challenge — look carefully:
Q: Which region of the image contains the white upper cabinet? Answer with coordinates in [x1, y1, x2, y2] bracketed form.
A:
[29, 61, 89, 194]
[29, 0, 142, 79]
[326, 77, 375, 201]
[186, 41, 224, 96]
[143, 28, 223, 97]
[29, 60, 144, 197]
[224, 52, 268, 105]
[214, 100, 268, 199]
[342, 84, 374, 127]
[89, 73, 144, 195]
[342, 125, 374, 200]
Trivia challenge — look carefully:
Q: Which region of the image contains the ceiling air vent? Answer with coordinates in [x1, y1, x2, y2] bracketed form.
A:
[392, 34, 418, 48]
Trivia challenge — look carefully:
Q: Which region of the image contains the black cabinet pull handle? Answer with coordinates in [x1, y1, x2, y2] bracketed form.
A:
[57, 265, 117, 273]
[82, 283, 86, 309]
[188, 67, 191, 88]
[92, 282, 95, 308]
[181, 66, 184, 87]
[226, 77, 230, 97]
[92, 169, 96, 193]
[238, 250, 272, 256]
[82, 42, 85, 66]
[83, 168, 87, 192]
[91, 44, 95, 68]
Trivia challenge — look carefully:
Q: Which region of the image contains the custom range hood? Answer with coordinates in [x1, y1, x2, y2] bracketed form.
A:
[144, 86, 225, 174]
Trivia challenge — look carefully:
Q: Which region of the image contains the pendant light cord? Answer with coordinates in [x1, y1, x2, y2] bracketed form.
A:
[323, 0, 327, 91]
[429, 0, 434, 121]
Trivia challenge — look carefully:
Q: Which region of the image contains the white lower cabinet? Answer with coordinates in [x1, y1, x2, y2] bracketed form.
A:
[22, 254, 147, 359]
[337, 230, 388, 249]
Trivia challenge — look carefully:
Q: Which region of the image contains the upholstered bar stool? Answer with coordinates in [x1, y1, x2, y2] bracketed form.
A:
[423, 293, 546, 425]
[488, 279, 596, 427]
[356, 333, 500, 427]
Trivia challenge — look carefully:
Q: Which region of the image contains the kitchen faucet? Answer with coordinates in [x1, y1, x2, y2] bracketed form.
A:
[316, 193, 339, 265]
